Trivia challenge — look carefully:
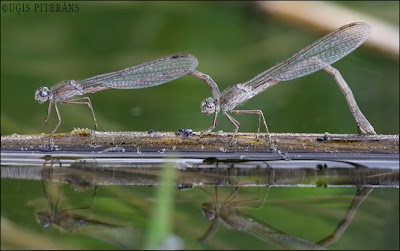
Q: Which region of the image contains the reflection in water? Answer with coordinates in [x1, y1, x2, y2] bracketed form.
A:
[37, 181, 137, 249]
[59, 161, 98, 192]
[2, 154, 397, 188]
[1, 151, 398, 249]
[317, 186, 373, 247]
[199, 185, 374, 250]
[199, 185, 327, 250]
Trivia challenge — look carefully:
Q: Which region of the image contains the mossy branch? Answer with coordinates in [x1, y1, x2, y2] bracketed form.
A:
[1, 130, 398, 153]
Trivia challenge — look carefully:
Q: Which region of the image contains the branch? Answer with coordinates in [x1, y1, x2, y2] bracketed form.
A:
[1, 130, 398, 153]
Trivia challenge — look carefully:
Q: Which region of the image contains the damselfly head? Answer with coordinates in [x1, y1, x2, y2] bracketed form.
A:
[36, 211, 51, 227]
[201, 97, 216, 114]
[35, 87, 50, 104]
[201, 202, 216, 220]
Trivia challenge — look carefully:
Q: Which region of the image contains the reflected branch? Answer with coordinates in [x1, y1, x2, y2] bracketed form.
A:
[2, 156, 398, 188]
[199, 185, 327, 250]
[199, 184, 375, 250]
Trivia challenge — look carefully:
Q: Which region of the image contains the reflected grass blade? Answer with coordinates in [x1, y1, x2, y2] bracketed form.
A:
[144, 161, 178, 249]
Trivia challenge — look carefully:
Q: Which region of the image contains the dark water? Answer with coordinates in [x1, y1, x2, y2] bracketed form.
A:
[1, 151, 398, 250]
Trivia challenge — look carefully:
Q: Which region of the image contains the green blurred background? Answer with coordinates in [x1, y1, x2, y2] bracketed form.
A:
[1, 2, 399, 249]
[1, 1, 399, 135]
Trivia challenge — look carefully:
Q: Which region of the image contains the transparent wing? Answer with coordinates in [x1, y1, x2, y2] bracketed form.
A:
[80, 53, 198, 89]
[245, 22, 371, 87]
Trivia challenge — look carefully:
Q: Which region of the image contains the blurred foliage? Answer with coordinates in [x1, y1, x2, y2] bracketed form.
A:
[1, 1, 398, 135]
[336, 1, 399, 23]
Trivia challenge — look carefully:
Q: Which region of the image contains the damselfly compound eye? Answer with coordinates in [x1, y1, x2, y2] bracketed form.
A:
[35, 87, 50, 104]
[201, 97, 216, 114]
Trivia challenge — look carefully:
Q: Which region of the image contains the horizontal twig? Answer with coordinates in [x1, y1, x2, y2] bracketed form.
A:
[1, 130, 398, 153]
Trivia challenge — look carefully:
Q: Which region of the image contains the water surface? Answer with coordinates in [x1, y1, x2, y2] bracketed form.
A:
[1, 151, 398, 249]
